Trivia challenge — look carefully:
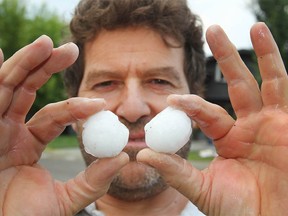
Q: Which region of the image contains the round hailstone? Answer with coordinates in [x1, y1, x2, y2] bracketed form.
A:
[144, 106, 192, 154]
[82, 110, 129, 158]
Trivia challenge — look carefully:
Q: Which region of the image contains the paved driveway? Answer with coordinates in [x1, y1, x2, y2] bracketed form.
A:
[39, 140, 212, 182]
[39, 148, 86, 181]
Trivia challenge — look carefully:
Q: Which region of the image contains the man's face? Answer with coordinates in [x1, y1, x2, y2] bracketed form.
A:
[75, 27, 190, 201]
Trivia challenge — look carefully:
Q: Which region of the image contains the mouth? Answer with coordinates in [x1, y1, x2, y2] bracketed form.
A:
[122, 130, 148, 158]
[126, 132, 147, 148]
[126, 138, 147, 148]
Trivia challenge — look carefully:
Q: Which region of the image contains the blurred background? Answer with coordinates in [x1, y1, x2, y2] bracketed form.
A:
[0, 0, 287, 164]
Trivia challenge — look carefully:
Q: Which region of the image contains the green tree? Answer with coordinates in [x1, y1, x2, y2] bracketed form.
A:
[253, 0, 288, 69]
[24, 5, 70, 116]
[0, 0, 69, 118]
[0, 0, 27, 57]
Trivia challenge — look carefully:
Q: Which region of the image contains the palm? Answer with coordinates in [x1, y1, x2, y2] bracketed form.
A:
[138, 23, 288, 215]
[191, 23, 288, 215]
[207, 108, 288, 214]
[0, 121, 42, 169]
[0, 36, 78, 170]
[2, 165, 62, 215]
[202, 158, 259, 215]
[1, 155, 129, 215]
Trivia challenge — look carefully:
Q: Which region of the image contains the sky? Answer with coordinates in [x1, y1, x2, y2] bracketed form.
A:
[26, 0, 257, 56]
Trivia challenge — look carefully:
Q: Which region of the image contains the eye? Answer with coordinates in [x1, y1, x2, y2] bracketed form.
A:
[150, 79, 172, 86]
[92, 80, 119, 91]
[96, 81, 114, 87]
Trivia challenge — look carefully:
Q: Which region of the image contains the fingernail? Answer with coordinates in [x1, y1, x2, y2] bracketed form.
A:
[33, 35, 47, 44]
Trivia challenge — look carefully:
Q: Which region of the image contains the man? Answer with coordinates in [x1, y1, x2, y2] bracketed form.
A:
[0, 0, 288, 216]
[64, 1, 205, 215]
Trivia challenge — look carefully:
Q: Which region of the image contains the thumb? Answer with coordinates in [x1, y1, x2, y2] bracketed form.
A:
[62, 152, 129, 215]
[137, 148, 207, 209]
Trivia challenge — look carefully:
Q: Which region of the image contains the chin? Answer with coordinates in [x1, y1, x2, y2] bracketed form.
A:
[107, 161, 168, 201]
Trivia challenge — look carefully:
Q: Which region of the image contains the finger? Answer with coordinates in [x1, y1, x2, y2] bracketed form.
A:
[26, 97, 106, 145]
[167, 94, 234, 141]
[5, 42, 79, 121]
[137, 149, 260, 215]
[3, 153, 129, 215]
[21, 42, 78, 91]
[63, 152, 129, 215]
[206, 25, 263, 118]
[0, 98, 105, 169]
[0, 35, 53, 116]
[250, 22, 288, 106]
[137, 149, 206, 210]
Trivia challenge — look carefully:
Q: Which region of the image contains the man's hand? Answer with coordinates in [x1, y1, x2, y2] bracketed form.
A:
[138, 22, 288, 215]
[0, 36, 129, 215]
[0, 35, 79, 170]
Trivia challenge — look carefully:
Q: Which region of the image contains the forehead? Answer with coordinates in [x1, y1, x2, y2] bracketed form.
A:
[85, 26, 181, 50]
[84, 27, 184, 67]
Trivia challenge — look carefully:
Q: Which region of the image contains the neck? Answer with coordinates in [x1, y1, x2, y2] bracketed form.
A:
[95, 187, 189, 216]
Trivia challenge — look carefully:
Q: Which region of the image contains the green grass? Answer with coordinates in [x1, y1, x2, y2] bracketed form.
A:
[48, 135, 214, 162]
[47, 135, 79, 149]
[188, 151, 214, 161]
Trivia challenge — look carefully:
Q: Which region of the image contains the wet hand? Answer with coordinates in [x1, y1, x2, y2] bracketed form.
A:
[138, 22, 288, 215]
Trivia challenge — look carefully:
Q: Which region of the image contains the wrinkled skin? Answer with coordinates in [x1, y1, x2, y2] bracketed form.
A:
[138, 23, 288, 215]
[0, 36, 129, 215]
[0, 22, 287, 216]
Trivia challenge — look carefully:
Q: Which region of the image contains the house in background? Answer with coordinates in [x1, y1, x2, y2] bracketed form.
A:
[193, 49, 258, 143]
[204, 49, 258, 116]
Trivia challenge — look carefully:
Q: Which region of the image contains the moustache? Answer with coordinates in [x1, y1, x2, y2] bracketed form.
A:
[119, 116, 151, 132]
[119, 117, 152, 161]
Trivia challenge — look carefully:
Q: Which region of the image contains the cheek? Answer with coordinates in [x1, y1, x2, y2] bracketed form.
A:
[145, 94, 169, 112]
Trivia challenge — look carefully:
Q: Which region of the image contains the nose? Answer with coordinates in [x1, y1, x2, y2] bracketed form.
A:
[115, 82, 150, 123]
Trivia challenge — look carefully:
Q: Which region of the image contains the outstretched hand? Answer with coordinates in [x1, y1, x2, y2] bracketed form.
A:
[138, 22, 288, 215]
[0, 35, 80, 170]
[0, 36, 129, 215]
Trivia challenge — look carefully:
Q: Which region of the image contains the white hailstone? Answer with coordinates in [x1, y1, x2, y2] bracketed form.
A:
[82, 110, 129, 158]
[144, 106, 192, 154]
